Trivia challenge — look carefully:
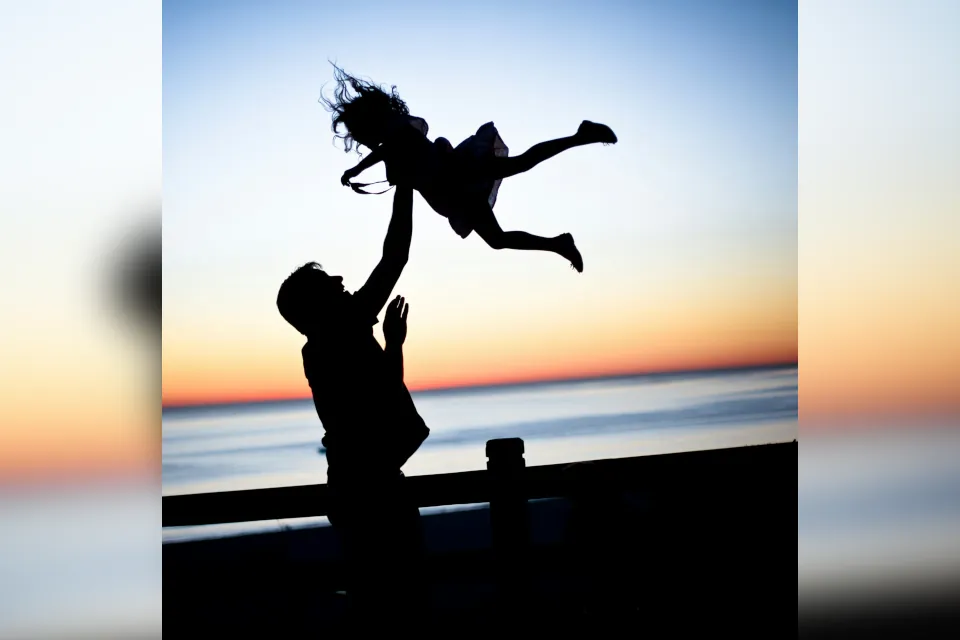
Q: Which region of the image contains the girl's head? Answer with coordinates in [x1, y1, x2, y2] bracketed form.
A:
[320, 63, 409, 153]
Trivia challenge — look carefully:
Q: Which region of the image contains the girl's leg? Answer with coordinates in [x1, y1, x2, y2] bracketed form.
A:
[471, 203, 584, 272]
[486, 121, 617, 180]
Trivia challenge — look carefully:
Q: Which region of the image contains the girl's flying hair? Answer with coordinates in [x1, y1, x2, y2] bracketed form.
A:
[319, 62, 409, 154]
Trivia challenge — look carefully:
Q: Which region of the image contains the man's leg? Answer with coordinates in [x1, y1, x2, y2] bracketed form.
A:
[329, 488, 382, 621]
[331, 479, 425, 621]
[390, 481, 427, 616]
[366, 476, 427, 619]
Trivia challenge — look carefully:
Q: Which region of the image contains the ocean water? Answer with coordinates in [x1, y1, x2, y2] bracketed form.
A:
[13, 366, 960, 636]
[162, 366, 797, 541]
[163, 366, 798, 496]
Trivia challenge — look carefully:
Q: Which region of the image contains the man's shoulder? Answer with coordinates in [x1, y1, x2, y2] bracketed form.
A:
[300, 306, 376, 362]
[337, 291, 379, 327]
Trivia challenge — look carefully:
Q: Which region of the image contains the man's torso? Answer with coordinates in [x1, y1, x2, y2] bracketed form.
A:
[302, 298, 428, 481]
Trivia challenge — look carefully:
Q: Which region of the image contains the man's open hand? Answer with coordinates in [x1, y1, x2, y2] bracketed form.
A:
[383, 295, 409, 347]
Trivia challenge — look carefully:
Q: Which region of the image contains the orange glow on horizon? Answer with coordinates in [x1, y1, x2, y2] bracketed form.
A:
[0, 411, 158, 485]
[162, 352, 798, 409]
[163, 282, 798, 408]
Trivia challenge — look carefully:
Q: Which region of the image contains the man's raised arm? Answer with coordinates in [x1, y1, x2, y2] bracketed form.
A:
[353, 185, 413, 319]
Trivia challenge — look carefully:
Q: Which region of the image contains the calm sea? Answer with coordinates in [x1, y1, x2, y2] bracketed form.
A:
[10, 365, 960, 636]
[162, 366, 798, 541]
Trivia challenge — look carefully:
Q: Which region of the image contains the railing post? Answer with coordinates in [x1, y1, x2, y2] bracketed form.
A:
[486, 437, 529, 611]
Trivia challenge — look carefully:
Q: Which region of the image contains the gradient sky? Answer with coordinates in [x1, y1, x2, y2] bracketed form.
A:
[162, 0, 798, 407]
[798, 0, 960, 424]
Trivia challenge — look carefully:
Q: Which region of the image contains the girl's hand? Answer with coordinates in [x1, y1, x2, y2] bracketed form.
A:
[341, 167, 360, 187]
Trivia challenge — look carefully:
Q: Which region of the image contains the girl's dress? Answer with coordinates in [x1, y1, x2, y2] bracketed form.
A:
[383, 115, 509, 239]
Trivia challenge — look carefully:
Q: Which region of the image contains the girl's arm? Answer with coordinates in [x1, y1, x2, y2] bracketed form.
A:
[343, 144, 387, 182]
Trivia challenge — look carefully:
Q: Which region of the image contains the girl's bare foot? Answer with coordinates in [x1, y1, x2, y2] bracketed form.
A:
[558, 233, 583, 273]
[576, 120, 618, 145]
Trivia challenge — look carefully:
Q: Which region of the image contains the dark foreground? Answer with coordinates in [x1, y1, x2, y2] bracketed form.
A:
[165, 442, 796, 635]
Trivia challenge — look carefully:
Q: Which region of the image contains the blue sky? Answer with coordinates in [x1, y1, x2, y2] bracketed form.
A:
[161, 0, 797, 403]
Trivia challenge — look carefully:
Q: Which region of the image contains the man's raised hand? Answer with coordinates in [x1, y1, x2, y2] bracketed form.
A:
[383, 295, 409, 347]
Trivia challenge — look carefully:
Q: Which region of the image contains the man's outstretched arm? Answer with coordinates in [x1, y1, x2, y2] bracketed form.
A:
[353, 185, 413, 319]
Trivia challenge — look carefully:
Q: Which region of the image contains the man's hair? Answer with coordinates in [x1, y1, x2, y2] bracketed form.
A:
[277, 261, 324, 335]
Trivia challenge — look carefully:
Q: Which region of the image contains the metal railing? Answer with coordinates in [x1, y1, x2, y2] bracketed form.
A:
[162, 439, 796, 528]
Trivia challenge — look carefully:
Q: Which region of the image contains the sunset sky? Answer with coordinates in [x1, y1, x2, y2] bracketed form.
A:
[5, 1, 959, 487]
[162, 0, 798, 407]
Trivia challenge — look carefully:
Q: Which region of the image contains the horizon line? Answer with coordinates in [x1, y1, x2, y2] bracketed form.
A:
[162, 361, 798, 414]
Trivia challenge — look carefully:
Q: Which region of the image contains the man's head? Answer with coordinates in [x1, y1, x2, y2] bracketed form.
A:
[277, 262, 347, 336]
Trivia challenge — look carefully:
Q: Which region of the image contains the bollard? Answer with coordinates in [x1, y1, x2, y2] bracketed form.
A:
[486, 437, 529, 612]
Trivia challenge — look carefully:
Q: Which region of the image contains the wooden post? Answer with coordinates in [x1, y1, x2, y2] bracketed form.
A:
[486, 437, 529, 612]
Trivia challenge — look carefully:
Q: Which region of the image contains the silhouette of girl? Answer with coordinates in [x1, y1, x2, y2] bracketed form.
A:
[321, 64, 618, 273]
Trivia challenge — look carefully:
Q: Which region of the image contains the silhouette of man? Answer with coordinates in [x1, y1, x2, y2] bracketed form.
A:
[276, 185, 429, 620]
